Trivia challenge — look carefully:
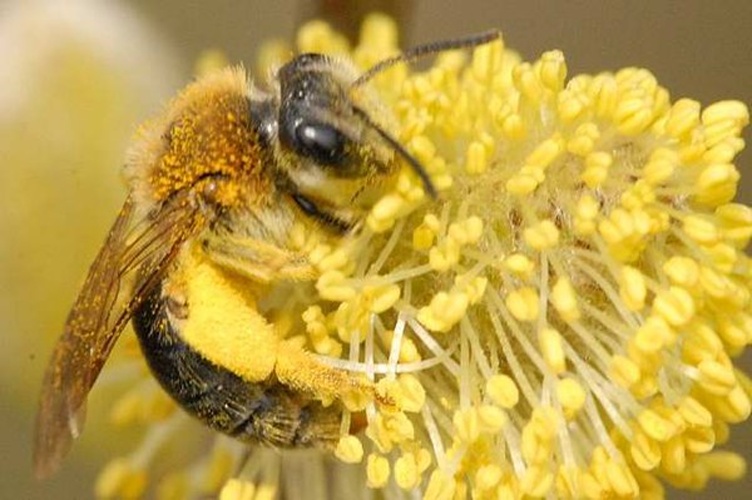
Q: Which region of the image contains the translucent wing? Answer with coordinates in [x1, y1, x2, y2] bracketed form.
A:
[33, 193, 202, 478]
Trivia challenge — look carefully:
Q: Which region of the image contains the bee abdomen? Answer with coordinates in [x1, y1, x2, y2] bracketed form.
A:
[132, 286, 339, 448]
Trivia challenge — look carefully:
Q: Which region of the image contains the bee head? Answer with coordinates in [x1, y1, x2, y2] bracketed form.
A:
[252, 54, 434, 231]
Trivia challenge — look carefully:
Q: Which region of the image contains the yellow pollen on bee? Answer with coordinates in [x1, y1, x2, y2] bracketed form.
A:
[573, 193, 600, 234]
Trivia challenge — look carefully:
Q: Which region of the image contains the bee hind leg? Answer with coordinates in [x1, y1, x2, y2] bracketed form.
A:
[274, 339, 375, 409]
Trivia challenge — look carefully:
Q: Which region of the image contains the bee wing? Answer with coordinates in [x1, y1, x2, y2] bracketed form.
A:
[33, 193, 201, 478]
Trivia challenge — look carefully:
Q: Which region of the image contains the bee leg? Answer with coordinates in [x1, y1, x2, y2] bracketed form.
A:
[202, 233, 316, 283]
[249, 387, 341, 448]
[274, 339, 372, 406]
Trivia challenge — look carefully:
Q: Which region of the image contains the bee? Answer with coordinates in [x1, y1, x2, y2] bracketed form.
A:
[33, 30, 500, 479]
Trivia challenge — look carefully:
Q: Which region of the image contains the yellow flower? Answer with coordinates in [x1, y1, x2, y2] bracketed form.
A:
[98, 14, 750, 499]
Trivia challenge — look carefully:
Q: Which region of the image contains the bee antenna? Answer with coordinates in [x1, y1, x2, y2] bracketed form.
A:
[351, 29, 501, 88]
[352, 106, 437, 198]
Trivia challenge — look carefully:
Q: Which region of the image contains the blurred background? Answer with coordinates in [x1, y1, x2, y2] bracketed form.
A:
[1, 0, 750, 498]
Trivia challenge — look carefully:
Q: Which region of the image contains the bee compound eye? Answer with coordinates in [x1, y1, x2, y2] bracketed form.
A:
[294, 121, 347, 166]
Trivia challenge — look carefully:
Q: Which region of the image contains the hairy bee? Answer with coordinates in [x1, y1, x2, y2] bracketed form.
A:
[33, 30, 500, 479]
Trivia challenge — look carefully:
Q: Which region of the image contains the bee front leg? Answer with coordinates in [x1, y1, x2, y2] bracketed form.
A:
[201, 232, 317, 283]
